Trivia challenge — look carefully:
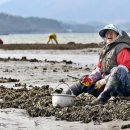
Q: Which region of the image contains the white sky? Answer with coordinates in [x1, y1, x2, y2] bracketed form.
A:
[0, 0, 129, 23]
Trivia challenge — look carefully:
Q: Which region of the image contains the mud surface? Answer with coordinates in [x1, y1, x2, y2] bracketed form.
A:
[0, 55, 130, 125]
[0, 43, 99, 50]
[0, 49, 130, 130]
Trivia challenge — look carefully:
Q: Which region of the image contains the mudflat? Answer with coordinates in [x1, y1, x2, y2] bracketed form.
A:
[0, 48, 129, 130]
[0, 43, 99, 50]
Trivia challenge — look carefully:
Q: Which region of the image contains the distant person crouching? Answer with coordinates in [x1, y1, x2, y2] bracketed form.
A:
[47, 33, 58, 44]
[0, 39, 3, 44]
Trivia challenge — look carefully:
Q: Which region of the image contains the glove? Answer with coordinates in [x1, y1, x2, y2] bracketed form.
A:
[80, 76, 93, 86]
[95, 79, 106, 90]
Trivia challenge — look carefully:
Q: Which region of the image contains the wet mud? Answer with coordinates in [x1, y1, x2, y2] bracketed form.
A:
[0, 43, 99, 50]
[0, 51, 129, 129]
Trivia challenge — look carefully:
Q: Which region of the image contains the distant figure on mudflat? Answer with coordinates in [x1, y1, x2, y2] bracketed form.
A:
[46, 32, 58, 44]
[0, 39, 3, 44]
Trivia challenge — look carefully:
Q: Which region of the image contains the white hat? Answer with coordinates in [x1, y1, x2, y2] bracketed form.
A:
[99, 24, 122, 38]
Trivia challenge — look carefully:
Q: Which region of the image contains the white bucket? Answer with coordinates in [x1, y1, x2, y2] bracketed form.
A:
[51, 83, 75, 107]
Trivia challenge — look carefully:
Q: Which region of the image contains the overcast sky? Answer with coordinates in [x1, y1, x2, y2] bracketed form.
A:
[0, 0, 129, 24]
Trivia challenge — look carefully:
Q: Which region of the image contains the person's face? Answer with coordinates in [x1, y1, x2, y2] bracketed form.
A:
[105, 30, 118, 44]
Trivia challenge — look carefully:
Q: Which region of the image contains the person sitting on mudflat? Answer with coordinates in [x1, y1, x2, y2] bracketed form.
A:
[46, 32, 58, 44]
[65, 24, 130, 105]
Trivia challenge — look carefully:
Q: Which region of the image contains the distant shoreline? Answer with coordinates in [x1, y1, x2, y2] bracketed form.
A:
[0, 43, 99, 50]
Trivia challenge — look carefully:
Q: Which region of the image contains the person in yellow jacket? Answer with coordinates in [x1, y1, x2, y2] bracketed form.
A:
[46, 33, 58, 44]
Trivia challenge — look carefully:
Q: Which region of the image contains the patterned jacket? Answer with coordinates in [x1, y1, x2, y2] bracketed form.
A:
[89, 31, 130, 82]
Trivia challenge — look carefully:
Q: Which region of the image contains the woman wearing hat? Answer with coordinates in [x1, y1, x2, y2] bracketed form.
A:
[66, 24, 130, 104]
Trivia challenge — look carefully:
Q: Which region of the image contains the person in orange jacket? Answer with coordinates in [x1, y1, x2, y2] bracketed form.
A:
[66, 24, 130, 105]
[46, 32, 58, 44]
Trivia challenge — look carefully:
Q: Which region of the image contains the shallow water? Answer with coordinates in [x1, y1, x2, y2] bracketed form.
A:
[0, 33, 102, 44]
[0, 49, 99, 66]
[1, 32, 130, 44]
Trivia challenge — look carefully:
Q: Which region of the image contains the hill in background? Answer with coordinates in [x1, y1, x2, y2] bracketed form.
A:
[0, 13, 129, 34]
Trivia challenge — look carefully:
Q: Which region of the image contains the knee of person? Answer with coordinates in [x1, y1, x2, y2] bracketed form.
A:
[111, 66, 127, 76]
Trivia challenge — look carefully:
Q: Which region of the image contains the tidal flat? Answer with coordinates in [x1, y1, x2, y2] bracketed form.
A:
[0, 48, 129, 130]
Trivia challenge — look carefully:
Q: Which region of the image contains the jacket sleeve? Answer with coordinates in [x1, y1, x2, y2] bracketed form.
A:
[116, 48, 130, 70]
[89, 60, 102, 82]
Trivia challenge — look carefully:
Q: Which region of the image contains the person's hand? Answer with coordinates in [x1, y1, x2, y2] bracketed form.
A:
[80, 76, 93, 86]
[95, 79, 106, 90]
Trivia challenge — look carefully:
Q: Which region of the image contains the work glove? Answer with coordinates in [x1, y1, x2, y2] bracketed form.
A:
[95, 79, 106, 90]
[80, 75, 93, 87]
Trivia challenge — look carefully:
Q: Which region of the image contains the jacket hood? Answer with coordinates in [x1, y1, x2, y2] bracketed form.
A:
[99, 24, 122, 38]
[114, 31, 130, 44]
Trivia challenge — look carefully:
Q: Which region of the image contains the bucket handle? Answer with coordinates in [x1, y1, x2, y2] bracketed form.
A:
[54, 83, 75, 96]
